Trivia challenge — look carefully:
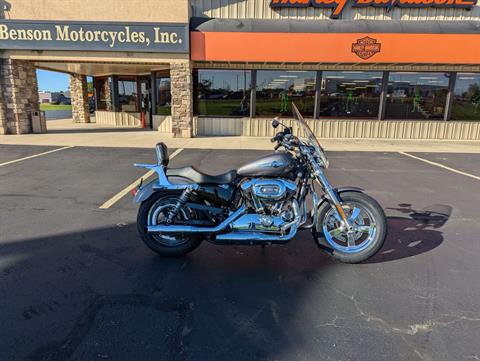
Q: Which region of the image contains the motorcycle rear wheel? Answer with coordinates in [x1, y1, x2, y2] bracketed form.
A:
[313, 191, 387, 264]
[137, 192, 203, 257]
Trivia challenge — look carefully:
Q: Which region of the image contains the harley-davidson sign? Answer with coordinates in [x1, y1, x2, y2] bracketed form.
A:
[351, 37, 381, 60]
[270, 0, 478, 19]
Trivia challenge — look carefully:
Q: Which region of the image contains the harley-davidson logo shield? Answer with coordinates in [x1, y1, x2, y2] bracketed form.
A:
[351, 37, 381, 60]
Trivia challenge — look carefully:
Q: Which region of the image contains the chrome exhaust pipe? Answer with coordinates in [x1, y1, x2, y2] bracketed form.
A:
[215, 224, 298, 242]
[216, 200, 301, 243]
[146, 204, 246, 234]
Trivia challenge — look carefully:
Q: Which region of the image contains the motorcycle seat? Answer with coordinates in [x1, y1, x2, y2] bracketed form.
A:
[166, 166, 237, 185]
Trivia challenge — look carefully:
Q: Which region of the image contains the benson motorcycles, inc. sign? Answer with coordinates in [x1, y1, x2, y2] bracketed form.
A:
[270, 0, 478, 19]
[0, 21, 189, 53]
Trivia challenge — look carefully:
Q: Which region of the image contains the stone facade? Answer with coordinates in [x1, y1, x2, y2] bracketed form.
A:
[69, 74, 91, 123]
[0, 74, 6, 134]
[0, 59, 39, 134]
[170, 61, 193, 138]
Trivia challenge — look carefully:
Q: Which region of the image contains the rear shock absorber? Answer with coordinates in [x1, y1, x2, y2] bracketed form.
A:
[167, 187, 194, 223]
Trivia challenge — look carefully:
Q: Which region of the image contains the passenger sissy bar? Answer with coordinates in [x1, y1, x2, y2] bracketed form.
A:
[133, 143, 197, 191]
[134, 143, 167, 179]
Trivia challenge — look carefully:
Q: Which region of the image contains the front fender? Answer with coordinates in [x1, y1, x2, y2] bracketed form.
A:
[315, 187, 363, 215]
[133, 179, 157, 203]
[317, 187, 364, 206]
[333, 186, 363, 197]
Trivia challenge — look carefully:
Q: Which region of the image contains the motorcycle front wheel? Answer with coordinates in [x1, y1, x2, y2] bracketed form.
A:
[137, 192, 203, 257]
[313, 191, 387, 264]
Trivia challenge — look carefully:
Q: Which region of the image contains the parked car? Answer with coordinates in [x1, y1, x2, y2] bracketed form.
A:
[51, 94, 71, 105]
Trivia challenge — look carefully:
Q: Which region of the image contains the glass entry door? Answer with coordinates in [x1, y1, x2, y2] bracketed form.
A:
[139, 77, 151, 128]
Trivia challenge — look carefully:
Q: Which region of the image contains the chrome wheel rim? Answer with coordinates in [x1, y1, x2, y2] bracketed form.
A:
[322, 202, 377, 254]
[147, 197, 191, 247]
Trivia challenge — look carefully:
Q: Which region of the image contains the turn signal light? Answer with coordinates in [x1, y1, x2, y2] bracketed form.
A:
[131, 188, 138, 197]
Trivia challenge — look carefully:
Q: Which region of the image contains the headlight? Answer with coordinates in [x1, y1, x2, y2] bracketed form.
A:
[311, 145, 329, 169]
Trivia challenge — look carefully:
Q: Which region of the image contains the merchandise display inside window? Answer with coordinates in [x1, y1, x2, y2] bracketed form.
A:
[320, 71, 382, 118]
[386, 72, 449, 120]
[256, 70, 316, 117]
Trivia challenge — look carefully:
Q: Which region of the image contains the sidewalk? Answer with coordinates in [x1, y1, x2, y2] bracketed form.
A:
[1, 119, 480, 153]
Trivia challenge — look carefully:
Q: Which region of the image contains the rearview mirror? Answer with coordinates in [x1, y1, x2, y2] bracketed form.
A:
[272, 118, 280, 128]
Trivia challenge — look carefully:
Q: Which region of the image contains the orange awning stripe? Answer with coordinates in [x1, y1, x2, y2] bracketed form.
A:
[191, 31, 480, 64]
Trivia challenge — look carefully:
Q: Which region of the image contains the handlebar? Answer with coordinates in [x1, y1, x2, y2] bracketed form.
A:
[271, 120, 301, 152]
[272, 131, 284, 142]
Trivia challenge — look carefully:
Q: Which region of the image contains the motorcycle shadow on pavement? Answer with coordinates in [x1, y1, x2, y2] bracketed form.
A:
[2, 205, 451, 361]
[365, 203, 452, 264]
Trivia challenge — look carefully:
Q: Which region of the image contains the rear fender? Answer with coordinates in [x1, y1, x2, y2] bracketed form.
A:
[133, 179, 157, 203]
[133, 177, 196, 204]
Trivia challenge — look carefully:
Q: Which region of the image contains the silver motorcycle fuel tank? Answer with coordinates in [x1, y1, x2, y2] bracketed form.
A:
[237, 151, 296, 178]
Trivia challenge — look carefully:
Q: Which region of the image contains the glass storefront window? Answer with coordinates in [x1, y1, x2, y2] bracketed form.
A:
[452, 73, 480, 121]
[256, 70, 315, 117]
[156, 76, 171, 115]
[94, 77, 113, 111]
[195, 69, 251, 116]
[320, 71, 382, 118]
[118, 78, 138, 112]
[386, 72, 449, 120]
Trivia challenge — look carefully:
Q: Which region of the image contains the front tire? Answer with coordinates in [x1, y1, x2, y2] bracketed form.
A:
[137, 192, 203, 257]
[313, 191, 387, 264]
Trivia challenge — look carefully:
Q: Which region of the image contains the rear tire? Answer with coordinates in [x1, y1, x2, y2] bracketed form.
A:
[313, 191, 387, 264]
[137, 192, 203, 257]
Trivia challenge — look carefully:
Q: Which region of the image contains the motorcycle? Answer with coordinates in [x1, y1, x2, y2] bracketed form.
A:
[133, 104, 387, 263]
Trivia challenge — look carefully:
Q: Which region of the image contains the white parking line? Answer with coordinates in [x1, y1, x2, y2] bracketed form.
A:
[0, 146, 74, 167]
[99, 148, 184, 209]
[399, 151, 480, 182]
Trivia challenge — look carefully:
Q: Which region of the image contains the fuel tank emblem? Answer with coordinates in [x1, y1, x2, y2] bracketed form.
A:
[260, 161, 286, 169]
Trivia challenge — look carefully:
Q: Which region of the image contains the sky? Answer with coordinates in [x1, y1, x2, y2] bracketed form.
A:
[36, 69, 70, 92]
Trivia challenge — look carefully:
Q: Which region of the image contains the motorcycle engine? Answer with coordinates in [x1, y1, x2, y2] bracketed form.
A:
[234, 179, 298, 233]
[241, 178, 297, 217]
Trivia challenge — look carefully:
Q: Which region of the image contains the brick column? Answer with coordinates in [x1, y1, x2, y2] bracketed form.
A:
[170, 61, 193, 138]
[0, 59, 39, 134]
[69, 74, 91, 123]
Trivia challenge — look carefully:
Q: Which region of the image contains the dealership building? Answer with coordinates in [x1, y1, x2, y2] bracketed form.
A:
[1, 0, 480, 139]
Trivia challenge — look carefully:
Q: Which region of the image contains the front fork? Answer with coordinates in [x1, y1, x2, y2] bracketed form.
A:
[310, 161, 354, 231]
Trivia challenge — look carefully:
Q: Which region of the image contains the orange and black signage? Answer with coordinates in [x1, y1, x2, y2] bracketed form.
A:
[191, 31, 480, 64]
[270, 0, 478, 19]
[351, 37, 381, 60]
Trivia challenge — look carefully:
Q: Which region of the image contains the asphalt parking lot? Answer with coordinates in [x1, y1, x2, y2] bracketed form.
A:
[1, 144, 480, 361]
